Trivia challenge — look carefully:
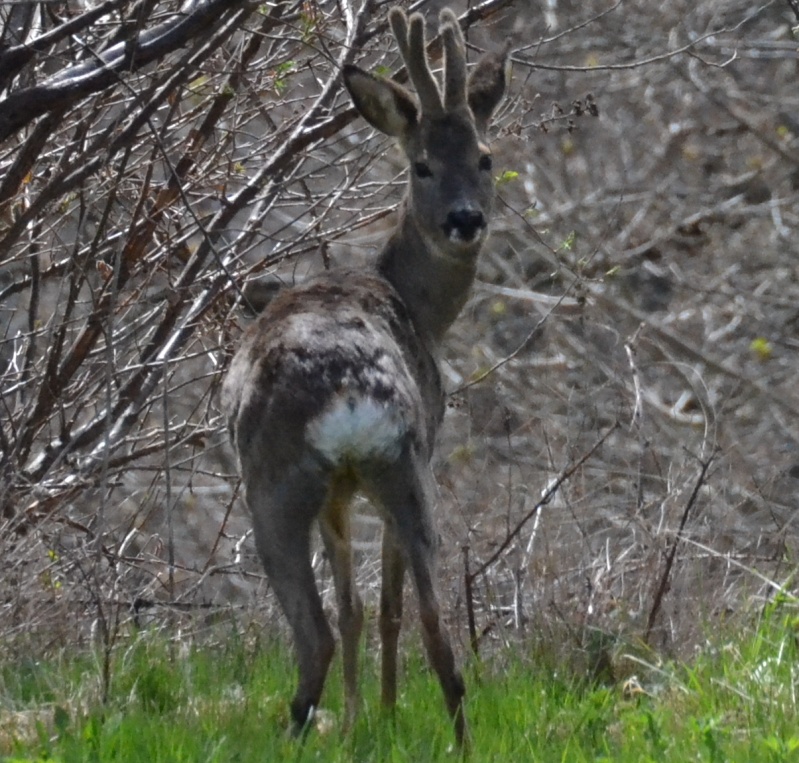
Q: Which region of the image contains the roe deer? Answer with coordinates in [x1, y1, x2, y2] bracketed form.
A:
[221, 6, 508, 747]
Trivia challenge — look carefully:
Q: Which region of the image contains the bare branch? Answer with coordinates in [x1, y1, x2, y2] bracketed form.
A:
[0, 0, 254, 142]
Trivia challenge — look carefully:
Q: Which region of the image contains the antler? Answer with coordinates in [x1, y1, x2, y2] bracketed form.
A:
[439, 8, 468, 111]
[389, 7, 447, 117]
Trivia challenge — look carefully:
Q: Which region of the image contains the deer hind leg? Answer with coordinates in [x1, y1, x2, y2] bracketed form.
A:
[369, 452, 468, 747]
[319, 472, 363, 730]
[245, 472, 335, 734]
[379, 524, 405, 710]
[411, 537, 467, 747]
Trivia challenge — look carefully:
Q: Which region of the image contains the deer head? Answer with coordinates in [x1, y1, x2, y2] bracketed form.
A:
[343, 8, 509, 263]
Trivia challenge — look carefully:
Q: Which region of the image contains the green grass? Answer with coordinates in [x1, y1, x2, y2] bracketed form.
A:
[1, 610, 798, 762]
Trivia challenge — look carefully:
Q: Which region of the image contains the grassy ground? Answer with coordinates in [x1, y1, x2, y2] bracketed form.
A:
[1, 606, 798, 762]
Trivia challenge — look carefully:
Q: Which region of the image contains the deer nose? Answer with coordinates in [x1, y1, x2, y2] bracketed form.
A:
[445, 209, 486, 241]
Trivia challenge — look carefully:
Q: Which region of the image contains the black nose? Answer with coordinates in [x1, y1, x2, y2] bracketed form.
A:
[444, 209, 485, 241]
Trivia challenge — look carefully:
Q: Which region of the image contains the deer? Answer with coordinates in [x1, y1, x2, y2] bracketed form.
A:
[221, 6, 508, 748]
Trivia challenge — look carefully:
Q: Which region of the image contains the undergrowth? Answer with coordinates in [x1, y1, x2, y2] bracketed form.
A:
[1, 603, 798, 762]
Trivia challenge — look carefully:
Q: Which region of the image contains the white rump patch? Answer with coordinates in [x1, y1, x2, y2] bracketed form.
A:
[306, 393, 406, 463]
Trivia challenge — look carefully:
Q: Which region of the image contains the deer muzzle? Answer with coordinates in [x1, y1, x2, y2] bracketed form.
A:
[443, 208, 486, 244]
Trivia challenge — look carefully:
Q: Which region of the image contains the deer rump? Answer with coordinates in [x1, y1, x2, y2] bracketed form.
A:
[224, 269, 444, 482]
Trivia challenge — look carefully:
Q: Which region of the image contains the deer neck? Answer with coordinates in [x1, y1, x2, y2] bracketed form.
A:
[376, 207, 479, 346]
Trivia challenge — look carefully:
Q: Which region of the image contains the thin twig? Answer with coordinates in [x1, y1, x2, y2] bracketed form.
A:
[645, 449, 718, 643]
[467, 421, 619, 582]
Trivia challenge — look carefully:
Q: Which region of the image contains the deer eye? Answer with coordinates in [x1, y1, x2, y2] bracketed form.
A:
[414, 162, 433, 179]
[478, 154, 493, 172]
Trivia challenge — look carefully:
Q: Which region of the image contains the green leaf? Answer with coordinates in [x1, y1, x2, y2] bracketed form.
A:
[750, 337, 773, 361]
[495, 170, 519, 186]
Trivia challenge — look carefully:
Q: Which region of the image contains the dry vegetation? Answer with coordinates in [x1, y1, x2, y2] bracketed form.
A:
[1, 0, 798, 676]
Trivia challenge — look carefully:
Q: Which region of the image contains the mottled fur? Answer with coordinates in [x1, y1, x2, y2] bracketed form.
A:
[226, 271, 442, 467]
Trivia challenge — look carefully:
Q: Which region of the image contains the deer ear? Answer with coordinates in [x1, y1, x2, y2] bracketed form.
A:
[467, 46, 511, 134]
[343, 65, 419, 138]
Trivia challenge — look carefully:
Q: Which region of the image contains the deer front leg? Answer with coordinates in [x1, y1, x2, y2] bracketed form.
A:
[319, 476, 363, 731]
[379, 524, 405, 710]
